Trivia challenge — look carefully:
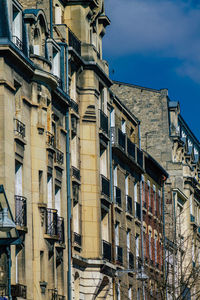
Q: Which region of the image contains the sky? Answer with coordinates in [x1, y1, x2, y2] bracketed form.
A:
[103, 0, 200, 140]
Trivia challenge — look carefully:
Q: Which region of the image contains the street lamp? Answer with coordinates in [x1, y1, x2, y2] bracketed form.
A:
[0, 185, 22, 300]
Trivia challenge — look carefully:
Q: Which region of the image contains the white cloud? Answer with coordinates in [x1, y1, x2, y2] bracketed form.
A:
[103, 0, 200, 81]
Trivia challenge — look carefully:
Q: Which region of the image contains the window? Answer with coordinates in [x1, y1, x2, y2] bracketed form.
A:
[111, 108, 115, 127]
[149, 231, 152, 259]
[47, 173, 53, 208]
[12, 4, 22, 48]
[127, 229, 130, 264]
[136, 234, 139, 258]
[155, 234, 157, 264]
[121, 118, 126, 134]
[158, 190, 161, 215]
[55, 4, 62, 24]
[115, 222, 119, 247]
[52, 48, 60, 77]
[153, 185, 156, 214]
[55, 185, 61, 216]
[15, 161, 22, 196]
[116, 281, 121, 300]
[128, 285, 132, 300]
[148, 181, 151, 209]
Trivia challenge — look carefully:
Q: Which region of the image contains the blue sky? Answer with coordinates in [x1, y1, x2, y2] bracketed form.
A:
[103, 0, 200, 140]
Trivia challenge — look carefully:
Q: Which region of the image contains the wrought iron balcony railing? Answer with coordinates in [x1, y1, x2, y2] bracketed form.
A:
[12, 35, 23, 50]
[74, 232, 82, 247]
[14, 119, 25, 138]
[118, 128, 126, 151]
[57, 217, 64, 243]
[46, 208, 58, 237]
[102, 240, 112, 262]
[68, 27, 81, 55]
[135, 201, 141, 220]
[101, 175, 110, 198]
[129, 251, 134, 269]
[11, 284, 27, 299]
[46, 131, 55, 148]
[15, 195, 27, 227]
[111, 127, 144, 169]
[72, 166, 81, 181]
[116, 245, 123, 265]
[48, 289, 65, 300]
[114, 186, 121, 207]
[99, 109, 108, 135]
[126, 195, 133, 214]
[55, 149, 64, 165]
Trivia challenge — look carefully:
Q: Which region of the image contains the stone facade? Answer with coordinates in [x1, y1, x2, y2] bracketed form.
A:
[112, 81, 200, 299]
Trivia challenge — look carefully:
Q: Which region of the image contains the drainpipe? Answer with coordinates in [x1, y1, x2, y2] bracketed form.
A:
[162, 181, 167, 300]
[66, 108, 72, 300]
[109, 108, 115, 298]
[49, 0, 53, 38]
[65, 41, 71, 300]
[138, 121, 145, 299]
[7, 246, 12, 300]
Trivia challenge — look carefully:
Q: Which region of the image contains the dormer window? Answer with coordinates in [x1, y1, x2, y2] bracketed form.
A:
[12, 3, 22, 50]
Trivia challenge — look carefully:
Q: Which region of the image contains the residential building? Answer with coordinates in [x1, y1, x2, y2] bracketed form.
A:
[0, 0, 69, 299]
[112, 81, 200, 299]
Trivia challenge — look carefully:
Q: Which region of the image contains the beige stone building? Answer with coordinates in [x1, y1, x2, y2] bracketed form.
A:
[112, 81, 200, 299]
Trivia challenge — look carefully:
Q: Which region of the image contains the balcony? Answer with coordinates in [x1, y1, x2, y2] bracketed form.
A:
[101, 175, 110, 198]
[102, 240, 112, 262]
[11, 284, 27, 299]
[72, 166, 81, 182]
[67, 27, 81, 55]
[114, 186, 121, 207]
[135, 201, 141, 220]
[111, 127, 144, 172]
[129, 251, 134, 269]
[48, 289, 65, 300]
[46, 208, 58, 237]
[116, 245, 123, 265]
[55, 149, 64, 165]
[46, 131, 55, 148]
[14, 118, 25, 139]
[74, 232, 82, 247]
[12, 35, 23, 50]
[57, 217, 64, 244]
[15, 195, 27, 228]
[126, 195, 133, 215]
[99, 109, 109, 136]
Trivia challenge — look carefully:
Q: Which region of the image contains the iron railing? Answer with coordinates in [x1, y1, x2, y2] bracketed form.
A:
[111, 127, 144, 169]
[129, 251, 134, 269]
[12, 35, 23, 50]
[55, 149, 64, 165]
[74, 232, 82, 247]
[46, 208, 58, 237]
[114, 186, 121, 207]
[116, 245, 123, 265]
[127, 138, 136, 160]
[126, 195, 133, 214]
[118, 128, 126, 150]
[101, 175, 110, 197]
[68, 27, 81, 55]
[72, 166, 81, 181]
[102, 240, 112, 262]
[11, 284, 27, 299]
[48, 289, 65, 300]
[99, 109, 108, 135]
[14, 119, 25, 138]
[57, 216, 64, 243]
[135, 201, 141, 220]
[46, 131, 55, 147]
[15, 195, 27, 227]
